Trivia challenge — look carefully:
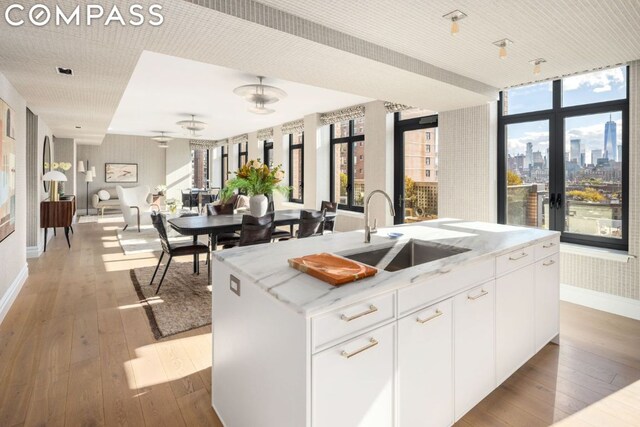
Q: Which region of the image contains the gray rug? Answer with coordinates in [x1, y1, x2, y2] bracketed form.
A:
[130, 260, 211, 339]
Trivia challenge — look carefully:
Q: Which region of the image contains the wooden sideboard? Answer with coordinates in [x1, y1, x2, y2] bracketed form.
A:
[40, 195, 76, 252]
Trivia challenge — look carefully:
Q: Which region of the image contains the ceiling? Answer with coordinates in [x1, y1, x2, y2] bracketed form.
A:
[0, 0, 637, 145]
[108, 51, 372, 140]
[256, 0, 640, 87]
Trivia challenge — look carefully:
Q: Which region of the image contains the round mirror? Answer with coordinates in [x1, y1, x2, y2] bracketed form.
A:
[43, 136, 51, 192]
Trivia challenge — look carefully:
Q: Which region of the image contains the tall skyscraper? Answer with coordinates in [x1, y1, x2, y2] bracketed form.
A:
[604, 115, 617, 160]
[570, 139, 581, 163]
[591, 149, 603, 165]
[617, 144, 622, 162]
[525, 142, 533, 169]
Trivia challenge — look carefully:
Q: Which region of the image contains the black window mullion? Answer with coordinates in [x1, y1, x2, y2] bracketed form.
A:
[499, 70, 628, 251]
[330, 120, 365, 212]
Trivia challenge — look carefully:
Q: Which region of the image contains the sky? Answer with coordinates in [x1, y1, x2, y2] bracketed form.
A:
[506, 66, 626, 159]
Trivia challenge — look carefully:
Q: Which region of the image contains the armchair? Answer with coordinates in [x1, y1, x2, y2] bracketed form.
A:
[116, 185, 156, 232]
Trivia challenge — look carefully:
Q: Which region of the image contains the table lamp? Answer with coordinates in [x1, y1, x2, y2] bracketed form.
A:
[43, 170, 68, 202]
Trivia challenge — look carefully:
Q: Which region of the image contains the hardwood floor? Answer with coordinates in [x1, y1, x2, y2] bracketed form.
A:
[0, 220, 638, 426]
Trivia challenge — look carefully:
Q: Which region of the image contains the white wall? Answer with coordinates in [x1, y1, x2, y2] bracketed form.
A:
[0, 72, 28, 322]
[76, 134, 169, 213]
[438, 102, 498, 222]
[165, 138, 191, 201]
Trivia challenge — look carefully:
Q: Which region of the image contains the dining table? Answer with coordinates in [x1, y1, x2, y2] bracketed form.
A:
[168, 209, 337, 273]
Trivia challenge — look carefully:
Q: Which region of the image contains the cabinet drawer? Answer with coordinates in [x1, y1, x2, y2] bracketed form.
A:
[312, 292, 395, 352]
[534, 237, 560, 261]
[496, 246, 534, 276]
[398, 258, 494, 316]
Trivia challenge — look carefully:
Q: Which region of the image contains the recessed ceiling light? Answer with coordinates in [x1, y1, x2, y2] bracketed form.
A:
[442, 10, 467, 36]
[75, 126, 81, 129]
[56, 67, 74, 76]
[493, 39, 513, 59]
[529, 58, 547, 75]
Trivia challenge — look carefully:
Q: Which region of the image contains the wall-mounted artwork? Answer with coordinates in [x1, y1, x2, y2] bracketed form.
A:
[0, 98, 17, 244]
[105, 163, 138, 183]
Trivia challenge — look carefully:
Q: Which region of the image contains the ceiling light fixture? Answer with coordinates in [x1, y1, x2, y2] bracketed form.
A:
[176, 115, 207, 136]
[493, 39, 513, 59]
[529, 58, 546, 75]
[56, 67, 74, 76]
[442, 10, 467, 36]
[151, 131, 174, 143]
[233, 76, 287, 115]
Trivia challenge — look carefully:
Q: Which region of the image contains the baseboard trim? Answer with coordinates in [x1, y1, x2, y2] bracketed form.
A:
[0, 263, 29, 325]
[26, 245, 42, 258]
[560, 284, 640, 321]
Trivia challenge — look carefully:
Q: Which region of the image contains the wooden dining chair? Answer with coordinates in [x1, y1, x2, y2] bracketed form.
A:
[149, 212, 210, 295]
[321, 201, 338, 232]
[296, 209, 325, 238]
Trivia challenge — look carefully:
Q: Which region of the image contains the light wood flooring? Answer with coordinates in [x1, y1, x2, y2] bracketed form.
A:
[0, 220, 638, 426]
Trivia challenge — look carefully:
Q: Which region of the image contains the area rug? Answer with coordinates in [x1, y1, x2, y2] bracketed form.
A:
[116, 226, 193, 255]
[130, 261, 211, 339]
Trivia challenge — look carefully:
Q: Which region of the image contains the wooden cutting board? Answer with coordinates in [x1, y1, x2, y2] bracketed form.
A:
[288, 253, 378, 286]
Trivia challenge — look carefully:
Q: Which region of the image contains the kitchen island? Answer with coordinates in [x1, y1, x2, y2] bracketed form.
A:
[211, 219, 560, 427]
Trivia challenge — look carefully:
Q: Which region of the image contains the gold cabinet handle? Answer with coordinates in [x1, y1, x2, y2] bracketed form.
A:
[543, 259, 556, 266]
[468, 289, 489, 301]
[509, 252, 529, 261]
[416, 309, 443, 324]
[340, 305, 378, 322]
[341, 338, 378, 359]
[543, 242, 556, 249]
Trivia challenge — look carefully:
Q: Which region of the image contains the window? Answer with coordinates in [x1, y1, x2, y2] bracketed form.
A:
[502, 81, 553, 116]
[289, 132, 304, 203]
[263, 140, 273, 167]
[221, 146, 228, 185]
[499, 66, 628, 250]
[238, 141, 248, 168]
[330, 118, 365, 211]
[191, 148, 209, 189]
[426, 157, 431, 166]
[426, 144, 431, 153]
[426, 170, 431, 178]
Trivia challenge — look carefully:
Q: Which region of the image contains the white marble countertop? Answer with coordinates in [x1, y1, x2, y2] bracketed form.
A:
[213, 219, 559, 317]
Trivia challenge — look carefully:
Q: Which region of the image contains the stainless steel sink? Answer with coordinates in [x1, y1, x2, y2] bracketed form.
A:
[342, 239, 470, 272]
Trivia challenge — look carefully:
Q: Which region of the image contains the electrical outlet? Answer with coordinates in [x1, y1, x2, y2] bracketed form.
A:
[230, 274, 240, 296]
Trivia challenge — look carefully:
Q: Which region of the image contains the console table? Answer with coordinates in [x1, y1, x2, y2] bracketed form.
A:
[41, 195, 76, 252]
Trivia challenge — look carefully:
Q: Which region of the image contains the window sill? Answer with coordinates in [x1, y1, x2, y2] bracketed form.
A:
[560, 243, 635, 263]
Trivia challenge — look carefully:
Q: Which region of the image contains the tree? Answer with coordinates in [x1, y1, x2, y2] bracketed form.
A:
[404, 176, 417, 207]
[567, 187, 606, 203]
[339, 172, 348, 196]
[507, 170, 523, 186]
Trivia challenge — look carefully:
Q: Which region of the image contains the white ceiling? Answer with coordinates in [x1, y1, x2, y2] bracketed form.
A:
[108, 51, 372, 140]
[0, 0, 637, 145]
[257, 0, 640, 88]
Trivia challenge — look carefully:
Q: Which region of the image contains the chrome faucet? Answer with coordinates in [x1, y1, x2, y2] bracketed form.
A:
[364, 190, 396, 243]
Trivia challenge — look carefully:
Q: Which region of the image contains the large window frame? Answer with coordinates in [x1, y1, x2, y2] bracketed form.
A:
[288, 132, 304, 204]
[191, 148, 210, 189]
[238, 141, 248, 169]
[221, 145, 228, 185]
[498, 69, 629, 251]
[330, 119, 365, 212]
[263, 140, 273, 167]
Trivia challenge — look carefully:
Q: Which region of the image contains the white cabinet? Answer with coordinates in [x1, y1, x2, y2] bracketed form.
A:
[535, 253, 560, 351]
[454, 281, 495, 420]
[398, 299, 453, 427]
[495, 264, 535, 383]
[312, 323, 395, 427]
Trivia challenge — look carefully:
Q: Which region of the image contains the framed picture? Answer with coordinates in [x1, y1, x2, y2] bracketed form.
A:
[105, 163, 138, 183]
[0, 98, 17, 244]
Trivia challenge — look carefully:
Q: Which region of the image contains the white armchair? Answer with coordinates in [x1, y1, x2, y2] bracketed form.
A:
[116, 185, 156, 232]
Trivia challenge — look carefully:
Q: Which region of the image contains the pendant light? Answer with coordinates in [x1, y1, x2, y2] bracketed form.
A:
[177, 115, 207, 136]
[529, 58, 546, 75]
[493, 39, 513, 59]
[442, 10, 467, 36]
[234, 76, 287, 115]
